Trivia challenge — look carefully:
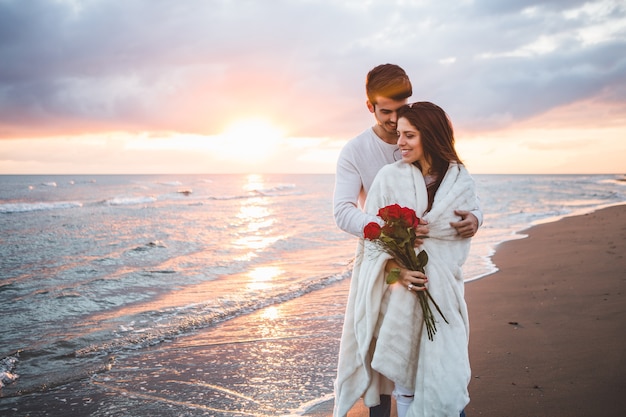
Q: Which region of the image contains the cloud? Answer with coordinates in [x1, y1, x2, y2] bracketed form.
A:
[0, 0, 624, 139]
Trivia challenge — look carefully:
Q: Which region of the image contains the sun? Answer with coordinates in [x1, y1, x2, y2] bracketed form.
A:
[218, 118, 286, 161]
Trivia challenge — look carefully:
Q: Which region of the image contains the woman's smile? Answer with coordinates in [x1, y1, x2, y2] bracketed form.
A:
[397, 117, 424, 164]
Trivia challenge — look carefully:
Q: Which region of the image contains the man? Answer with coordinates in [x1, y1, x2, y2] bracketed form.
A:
[333, 64, 479, 417]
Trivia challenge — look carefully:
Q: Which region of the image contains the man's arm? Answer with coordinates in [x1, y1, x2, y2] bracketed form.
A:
[333, 153, 380, 238]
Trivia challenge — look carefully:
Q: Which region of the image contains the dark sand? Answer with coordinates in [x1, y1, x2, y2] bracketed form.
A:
[307, 204, 626, 416]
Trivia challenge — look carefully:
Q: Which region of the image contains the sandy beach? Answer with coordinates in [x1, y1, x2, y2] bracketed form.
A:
[307, 204, 626, 417]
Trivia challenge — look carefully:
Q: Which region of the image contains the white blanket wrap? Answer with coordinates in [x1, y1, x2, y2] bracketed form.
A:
[334, 161, 478, 417]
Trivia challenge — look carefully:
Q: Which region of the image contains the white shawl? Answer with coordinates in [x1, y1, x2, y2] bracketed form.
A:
[334, 161, 478, 417]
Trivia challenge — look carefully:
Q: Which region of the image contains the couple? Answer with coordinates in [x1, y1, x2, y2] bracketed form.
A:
[332, 64, 481, 417]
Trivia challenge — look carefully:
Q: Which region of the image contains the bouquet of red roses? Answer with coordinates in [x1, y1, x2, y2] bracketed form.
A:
[364, 204, 448, 341]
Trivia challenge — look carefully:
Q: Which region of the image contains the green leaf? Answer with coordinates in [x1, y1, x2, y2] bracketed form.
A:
[417, 249, 429, 267]
[386, 268, 401, 284]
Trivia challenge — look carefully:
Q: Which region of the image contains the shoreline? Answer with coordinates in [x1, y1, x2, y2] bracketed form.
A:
[466, 200, 626, 284]
[306, 203, 626, 416]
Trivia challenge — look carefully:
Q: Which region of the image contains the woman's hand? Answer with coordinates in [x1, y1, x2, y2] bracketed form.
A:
[385, 259, 428, 291]
[399, 268, 428, 292]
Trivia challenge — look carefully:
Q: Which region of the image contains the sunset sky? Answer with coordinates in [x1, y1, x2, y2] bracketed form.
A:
[1, 0, 625, 174]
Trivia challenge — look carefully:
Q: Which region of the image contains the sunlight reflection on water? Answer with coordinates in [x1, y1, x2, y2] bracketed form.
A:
[247, 266, 283, 291]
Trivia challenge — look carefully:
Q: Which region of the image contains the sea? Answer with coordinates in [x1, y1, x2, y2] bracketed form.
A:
[0, 173, 624, 416]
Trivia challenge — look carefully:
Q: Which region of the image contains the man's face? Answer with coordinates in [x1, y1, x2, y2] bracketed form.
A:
[367, 95, 408, 138]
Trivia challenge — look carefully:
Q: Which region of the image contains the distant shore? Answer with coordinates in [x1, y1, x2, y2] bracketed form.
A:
[306, 204, 626, 417]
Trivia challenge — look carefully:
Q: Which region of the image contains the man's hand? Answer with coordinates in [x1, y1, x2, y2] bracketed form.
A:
[414, 221, 429, 246]
[450, 210, 478, 238]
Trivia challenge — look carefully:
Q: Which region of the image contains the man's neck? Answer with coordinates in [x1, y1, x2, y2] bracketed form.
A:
[372, 125, 397, 145]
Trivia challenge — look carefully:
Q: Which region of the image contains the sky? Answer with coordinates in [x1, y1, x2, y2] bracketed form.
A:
[0, 0, 625, 175]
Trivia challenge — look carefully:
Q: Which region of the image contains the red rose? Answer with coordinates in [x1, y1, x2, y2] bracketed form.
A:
[364, 222, 382, 239]
[381, 224, 395, 236]
[377, 206, 389, 221]
[378, 204, 402, 221]
[398, 206, 420, 228]
[413, 216, 422, 228]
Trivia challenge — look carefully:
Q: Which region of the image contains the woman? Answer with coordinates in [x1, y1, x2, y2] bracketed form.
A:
[334, 102, 478, 417]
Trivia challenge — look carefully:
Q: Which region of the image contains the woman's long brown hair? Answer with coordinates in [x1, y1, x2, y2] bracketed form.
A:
[397, 101, 463, 210]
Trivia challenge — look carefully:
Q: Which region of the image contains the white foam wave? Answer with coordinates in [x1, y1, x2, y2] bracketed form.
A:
[207, 194, 253, 201]
[0, 201, 83, 214]
[0, 354, 19, 389]
[104, 196, 157, 206]
[74, 269, 350, 358]
[288, 393, 335, 416]
[248, 183, 297, 196]
[601, 177, 626, 186]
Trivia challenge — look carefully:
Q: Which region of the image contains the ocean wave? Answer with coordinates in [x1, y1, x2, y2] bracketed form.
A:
[0, 201, 83, 214]
[207, 194, 257, 201]
[158, 181, 183, 186]
[74, 269, 350, 358]
[0, 353, 19, 389]
[208, 186, 299, 201]
[103, 196, 157, 206]
[131, 241, 167, 252]
[248, 183, 297, 197]
[601, 176, 626, 186]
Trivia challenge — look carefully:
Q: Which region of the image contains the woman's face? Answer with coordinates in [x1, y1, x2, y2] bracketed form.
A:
[397, 117, 424, 165]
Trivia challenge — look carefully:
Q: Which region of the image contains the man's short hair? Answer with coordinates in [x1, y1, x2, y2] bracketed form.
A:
[366, 64, 412, 105]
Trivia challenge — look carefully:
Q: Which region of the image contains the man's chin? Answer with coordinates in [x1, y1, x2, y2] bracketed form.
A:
[384, 125, 397, 134]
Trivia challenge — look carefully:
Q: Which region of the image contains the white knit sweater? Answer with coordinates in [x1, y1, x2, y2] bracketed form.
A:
[333, 127, 399, 237]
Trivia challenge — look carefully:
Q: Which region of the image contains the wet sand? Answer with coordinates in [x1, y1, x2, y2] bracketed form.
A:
[0, 280, 350, 416]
